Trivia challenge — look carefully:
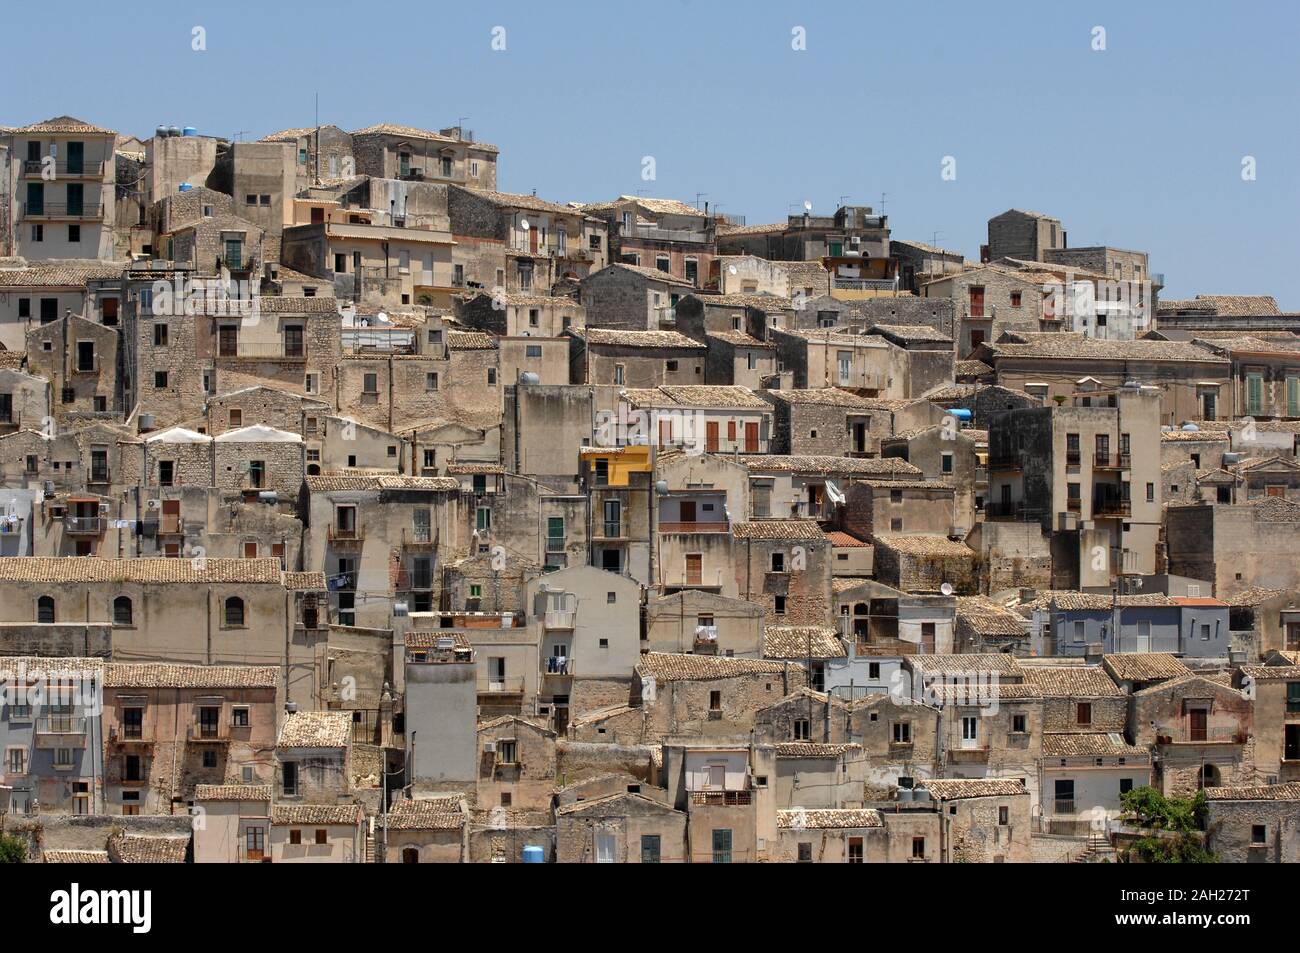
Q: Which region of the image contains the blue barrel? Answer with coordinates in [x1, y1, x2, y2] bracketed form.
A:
[178, 183, 193, 192]
[182, 126, 198, 137]
[948, 408, 973, 421]
[522, 845, 544, 864]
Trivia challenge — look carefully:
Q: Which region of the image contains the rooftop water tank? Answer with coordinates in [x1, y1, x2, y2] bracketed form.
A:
[178, 183, 193, 192]
[948, 408, 973, 421]
[182, 126, 198, 137]
[518, 371, 540, 385]
[1181, 422, 1199, 432]
[155, 125, 169, 139]
[167, 126, 181, 138]
[522, 845, 544, 864]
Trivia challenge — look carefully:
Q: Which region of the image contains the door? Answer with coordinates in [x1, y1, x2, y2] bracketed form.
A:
[685, 554, 702, 586]
[706, 421, 719, 453]
[1054, 779, 1075, 815]
[529, 225, 539, 254]
[1202, 392, 1216, 421]
[853, 422, 867, 453]
[744, 422, 759, 453]
[1136, 621, 1151, 653]
[161, 499, 180, 534]
[66, 141, 84, 175]
[658, 418, 672, 448]
[595, 833, 616, 864]
[224, 239, 243, 270]
[711, 829, 732, 864]
[960, 716, 978, 749]
[969, 287, 985, 318]
[707, 764, 725, 789]
[679, 501, 697, 524]
[1189, 708, 1208, 743]
[66, 183, 84, 217]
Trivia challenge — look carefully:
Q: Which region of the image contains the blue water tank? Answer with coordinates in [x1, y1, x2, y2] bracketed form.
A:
[948, 408, 973, 421]
[178, 183, 193, 192]
[182, 126, 198, 137]
[522, 845, 544, 864]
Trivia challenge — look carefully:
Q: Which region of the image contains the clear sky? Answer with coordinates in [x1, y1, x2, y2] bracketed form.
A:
[7, 0, 1298, 306]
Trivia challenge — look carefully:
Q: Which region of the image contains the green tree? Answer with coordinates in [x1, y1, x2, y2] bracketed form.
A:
[1119, 786, 1215, 863]
[0, 833, 27, 864]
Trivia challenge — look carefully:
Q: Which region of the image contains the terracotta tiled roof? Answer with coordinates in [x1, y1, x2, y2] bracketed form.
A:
[909, 654, 1021, 677]
[277, 710, 352, 748]
[257, 296, 340, 314]
[0, 556, 284, 585]
[272, 803, 364, 825]
[776, 808, 882, 829]
[716, 221, 785, 236]
[764, 626, 845, 660]
[446, 330, 497, 350]
[15, 115, 115, 135]
[1239, 665, 1300, 681]
[691, 293, 792, 311]
[956, 597, 1028, 637]
[194, 784, 274, 801]
[1226, 587, 1288, 607]
[1204, 782, 1300, 801]
[0, 262, 125, 287]
[623, 385, 771, 409]
[873, 534, 973, 558]
[581, 328, 704, 349]
[597, 262, 695, 287]
[773, 742, 861, 758]
[987, 334, 1228, 364]
[283, 571, 327, 591]
[1020, 665, 1124, 697]
[825, 530, 867, 547]
[108, 834, 189, 864]
[1102, 653, 1190, 684]
[732, 519, 827, 541]
[706, 330, 776, 349]
[104, 663, 277, 689]
[921, 778, 1027, 799]
[305, 475, 460, 492]
[1042, 733, 1149, 758]
[386, 796, 465, 830]
[583, 195, 705, 218]
[635, 652, 792, 682]
[762, 388, 881, 408]
[43, 849, 110, 863]
[351, 123, 497, 152]
[954, 359, 994, 378]
[0, 657, 104, 681]
[739, 454, 921, 477]
[868, 323, 953, 344]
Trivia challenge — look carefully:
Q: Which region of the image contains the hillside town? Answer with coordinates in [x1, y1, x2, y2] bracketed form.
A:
[1, 114, 1298, 865]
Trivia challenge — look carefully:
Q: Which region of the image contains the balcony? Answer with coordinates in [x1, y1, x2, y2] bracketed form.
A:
[541, 656, 574, 677]
[73, 356, 100, 374]
[1093, 454, 1131, 471]
[218, 341, 306, 361]
[987, 456, 1022, 471]
[694, 625, 719, 646]
[1054, 799, 1076, 816]
[1157, 726, 1247, 746]
[659, 521, 729, 534]
[402, 528, 437, 550]
[87, 469, 111, 486]
[679, 568, 725, 589]
[20, 202, 105, 221]
[477, 676, 526, 695]
[544, 609, 575, 630]
[622, 223, 711, 244]
[21, 159, 106, 178]
[111, 726, 152, 746]
[1092, 498, 1131, 517]
[35, 715, 87, 747]
[156, 514, 186, 536]
[689, 790, 752, 806]
[598, 520, 624, 541]
[188, 724, 229, 744]
[327, 525, 365, 546]
[983, 502, 1040, 521]
[1066, 498, 1082, 513]
[545, 535, 567, 554]
[64, 515, 104, 535]
[948, 747, 990, 764]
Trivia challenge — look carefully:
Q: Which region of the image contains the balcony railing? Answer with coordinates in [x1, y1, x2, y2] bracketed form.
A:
[21, 202, 104, 220]
[987, 456, 1022, 471]
[1093, 454, 1132, 470]
[622, 224, 711, 244]
[477, 677, 527, 695]
[402, 528, 437, 549]
[22, 160, 106, 178]
[64, 515, 104, 535]
[37, 714, 87, 737]
[88, 469, 111, 485]
[695, 625, 719, 644]
[328, 525, 365, 544]
[1054, 799, 1076, 816]
[218, 341, 305, 360]
[543, 607, 576, 630]
[659, 521, 729, 534]
[1065, 450, 1082, 467]
[600, 521, 623, 539]
[680, 568, 725, 588]
[1158, 726, 1247, 745]
[545, 535, 566, 553]
[983, 502, 1041, 521]
[948, 747, 990, 764]
[689, 790, 752, 806]
[1092, 498, 1131, 517]
[542, 656, 574, 676]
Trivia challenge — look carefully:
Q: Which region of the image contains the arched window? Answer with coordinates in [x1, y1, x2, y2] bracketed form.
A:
[113, 596, 133, 626]
[1202, 763, 1220, 788]
[37, 595, 55, 623]
[401, 846, 420, 864]
[307, 464, 321, 476]
[225, 597, 245, 627]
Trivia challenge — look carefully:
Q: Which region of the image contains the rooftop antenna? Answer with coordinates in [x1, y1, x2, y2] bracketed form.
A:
[231, 130, 250, 142]
[879, 192, 887, 215]
[838, 194, 851, 207]
[694, 192, 709, 210]
[931, 231, 943, 248]
[456, 117, 470, 140]
[314, 92, 320, 185]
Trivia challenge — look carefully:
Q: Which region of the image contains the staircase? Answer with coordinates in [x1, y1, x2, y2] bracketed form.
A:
[1072, 831, 1117, 863]
[365, 828, 377, 863]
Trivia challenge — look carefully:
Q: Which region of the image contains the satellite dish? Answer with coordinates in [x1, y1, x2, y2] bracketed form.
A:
[940, 582, 954, 596]
[728, 265, 737, 275]
[520, 217, 530, 231]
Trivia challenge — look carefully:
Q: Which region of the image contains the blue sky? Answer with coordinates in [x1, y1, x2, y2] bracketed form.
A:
[7, 0, 1298, 305]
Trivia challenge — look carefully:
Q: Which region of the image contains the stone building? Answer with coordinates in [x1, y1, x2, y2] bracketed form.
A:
[633, 653, 805, 741]
[1130, 673, 1253, 796]
[350, 123, 498, 191]
[581, 196, 715, 288]
[476, 715, 556, 811]
[732, 519, 831, 625]
[25, 312, 118, 421]
[985, 209, 1064, 264]
[569, 328, 706, 387]
[579, 262, 696, 331]
[555, 791, 688, 863]
[915, 777, 1032, 863]
[644, 589, 765, 658]
[1204, 782, 1300, 863]
[102, 662, 279, 814]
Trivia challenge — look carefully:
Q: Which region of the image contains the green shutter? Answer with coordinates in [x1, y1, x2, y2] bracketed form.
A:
[1288, 377, 1299, 417]
[1247, 374, 1263, 415]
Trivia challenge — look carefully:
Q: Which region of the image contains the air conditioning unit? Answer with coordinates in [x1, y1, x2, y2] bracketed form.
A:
[484, 741, 497, 753]
[146, 499, 160, 510]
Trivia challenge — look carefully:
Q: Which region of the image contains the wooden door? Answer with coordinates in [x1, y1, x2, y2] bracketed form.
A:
[706, 421, 719, 453]
[1189, 709, 1208, 742]
[744, 422, 759, 452]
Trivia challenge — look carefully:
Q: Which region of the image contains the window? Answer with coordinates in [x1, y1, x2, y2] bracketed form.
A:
[363, 373, 379, 395]
[202, 750, 217, 768]
[497, 740, 518, 764]
[709, 690, 722, 711]
[232, 706, 250, 728]
[1076, 702, 1092, 726]
[282, 761, 298, 796]
[771, 551, 786, 573]
[1146, 482, 1154, 503]
[1012, 714, 1027, 733]
[961, 717, 978, 741]
[793, 718, 810, 741]
[1120, 778, 1134, 795]
[154, 370, 168, 389]
[153, 323, 168, 347]
[1010, 291, 1022, 308]
[797, 842, 813, 863]
[289, 829, 302, 845]
[774, 595, 787, 615]
[113, 596, 132, 626]
[6, 747, 26, 774]
[315, 829, 328, 845]
[640, 835, 661, 864]
[911, 836, 925, 859]
[999, 806, 1009, 825]
[38, 595, 55, 623]
[225, 597, 246, 627]
[487, 368, 497, 385]
[941, 452, 953, 474]
[892, 722, 911, 743]
[526, 344, 542, 359]
[1252, 825, 1267, 845]
[1287, 682, 1300, 714]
